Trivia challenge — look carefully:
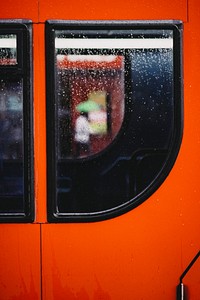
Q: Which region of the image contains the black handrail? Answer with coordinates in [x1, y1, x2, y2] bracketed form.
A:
[177, 250, 200, 300]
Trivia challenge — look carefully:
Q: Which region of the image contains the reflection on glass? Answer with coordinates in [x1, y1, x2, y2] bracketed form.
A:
[55, 31, 173, 159]
[130, 47, 174, 149]
[0, 79, 23, 199]
[56, 53, 125, 158]
[49, 27, 182, 218]
[0, 34, 17, 65]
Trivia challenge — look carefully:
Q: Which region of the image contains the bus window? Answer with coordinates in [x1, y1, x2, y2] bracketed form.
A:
[0, 21, 33, 222]
[46, 21, 183, 222]
[0, 34, 17, 65]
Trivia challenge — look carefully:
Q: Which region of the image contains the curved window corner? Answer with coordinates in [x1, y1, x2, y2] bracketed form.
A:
[46, 20, 183, 222]
[0, 20, 34, 222]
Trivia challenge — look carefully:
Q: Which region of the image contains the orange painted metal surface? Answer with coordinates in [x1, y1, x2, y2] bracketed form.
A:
[40, 0, 200, 299]
[39, 0, 187, 22]
[0, 225, 41, 300]
[178, 0, 200, 296]
[0, 0, 200, 299]
[0, 0, 38, 22]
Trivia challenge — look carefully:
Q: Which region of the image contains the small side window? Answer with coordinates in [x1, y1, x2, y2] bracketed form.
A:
[46, 21, 183, 222]
[0, 21, 33, 222]
[0, 34, 17, 65]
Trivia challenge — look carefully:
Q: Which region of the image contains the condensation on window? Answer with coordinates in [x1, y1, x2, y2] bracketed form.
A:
[54, 29, 173, 160]
[130, 47, 174, 149]
[0, 79, 23, 198]
[0, 34, 17, 65]
[56, 53, 125, 159]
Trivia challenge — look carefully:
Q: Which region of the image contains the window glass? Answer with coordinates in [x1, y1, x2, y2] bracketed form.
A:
[0, 34, 17, 65]
[56, 52, 125, 158]
[46, 22, 182, 222]
[0, 79, 23, 211]
[130, 47, 173, 149]
[0, 21, 33, 221]
[55, 32, 173, 158]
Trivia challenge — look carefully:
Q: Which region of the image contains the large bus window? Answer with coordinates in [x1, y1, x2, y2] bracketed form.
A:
[0, 21, 33, 222]
[46, 21, 183, 222]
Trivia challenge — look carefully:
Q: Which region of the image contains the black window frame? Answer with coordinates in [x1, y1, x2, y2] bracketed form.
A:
[0, 20, 34, 223]
[46, 20, 183, 223]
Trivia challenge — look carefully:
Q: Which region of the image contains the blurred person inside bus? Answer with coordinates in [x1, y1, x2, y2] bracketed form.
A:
[74, 111, 92, 157]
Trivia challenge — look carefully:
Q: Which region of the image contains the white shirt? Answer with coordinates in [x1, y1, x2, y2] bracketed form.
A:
[74, 115, 91, 143]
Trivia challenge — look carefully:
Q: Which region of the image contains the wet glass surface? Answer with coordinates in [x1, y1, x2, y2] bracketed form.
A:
[48, 26, 182, 219]
[0, 35, 17, 65]
[56, 53, 125, 158]
[0, 79, 23, 210]
[54, 31, 173, 159]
